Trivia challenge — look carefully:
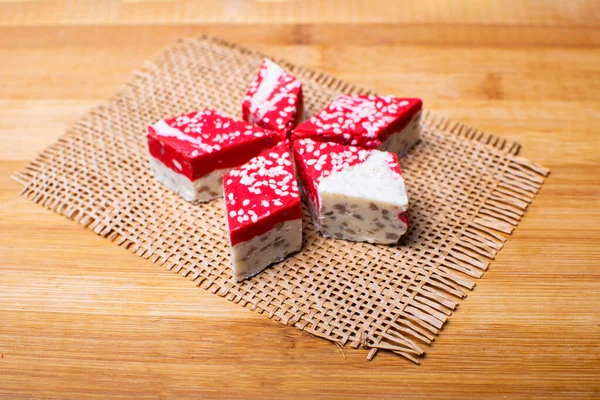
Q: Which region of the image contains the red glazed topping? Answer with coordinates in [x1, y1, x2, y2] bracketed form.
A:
[292, 95, 422, 148]
[147, 109, 281, 180]
[242, 58, 303, 139]
[292, 138, 405, 211]
[224, 141, 301, 246]
[398, 211, 410, 226]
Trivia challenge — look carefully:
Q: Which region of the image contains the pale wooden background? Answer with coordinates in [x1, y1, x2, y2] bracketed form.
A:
[1, 1, 599, 399]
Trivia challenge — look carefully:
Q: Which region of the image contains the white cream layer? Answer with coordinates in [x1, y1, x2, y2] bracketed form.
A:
[148, 155, 228, 203]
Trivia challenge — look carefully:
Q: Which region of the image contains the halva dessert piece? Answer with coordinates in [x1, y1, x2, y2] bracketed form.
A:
[223, 141, 302, 281]
[242, 58, 303, 139]
[292, 95, 422, 156]
[147, 109, 280, 202]
[293, 138, 409, 244]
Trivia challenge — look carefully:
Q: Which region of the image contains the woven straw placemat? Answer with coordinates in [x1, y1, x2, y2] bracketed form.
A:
[13, 36, 549, 363]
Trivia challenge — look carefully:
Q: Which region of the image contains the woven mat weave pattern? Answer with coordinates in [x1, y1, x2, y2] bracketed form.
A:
[14, 36, 549, 363]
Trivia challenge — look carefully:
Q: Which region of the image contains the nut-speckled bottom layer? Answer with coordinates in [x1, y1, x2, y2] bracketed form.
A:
[149, 156, 228, 203]
[230, 219, 302, 282]
[306, 187, 408, 244]
[378, 110, 422, 157]
[319, 196, 408, 244]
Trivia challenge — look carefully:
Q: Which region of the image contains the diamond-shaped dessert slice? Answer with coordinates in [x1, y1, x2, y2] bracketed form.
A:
[292, 95, 422, 156]
[242, 58, 303, 139]
[293, 138, 409, 244]
[147, 109, 280, 202]
[223, 141, 302, 281]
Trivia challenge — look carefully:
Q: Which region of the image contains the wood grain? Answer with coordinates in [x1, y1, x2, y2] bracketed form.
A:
[1, 1, 599, 399]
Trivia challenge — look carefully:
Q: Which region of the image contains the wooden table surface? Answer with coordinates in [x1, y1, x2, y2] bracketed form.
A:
[1, 1, 599, 398]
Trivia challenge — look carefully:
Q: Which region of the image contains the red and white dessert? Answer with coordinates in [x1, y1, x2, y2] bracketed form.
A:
[242, 58, 303, 139]
[147, 109, 280, 203]
[223, 141, 302, 281]
[292, 95, 422, 156]
[293, 138, 409, 244]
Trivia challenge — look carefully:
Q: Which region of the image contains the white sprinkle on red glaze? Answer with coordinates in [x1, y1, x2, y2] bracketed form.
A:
[147, 109, 280, 180]
[292, 95, 422, 148]
[292, 138, 405, 224]
[224, 141, 301, 246]
[242, 58, 303, 139]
